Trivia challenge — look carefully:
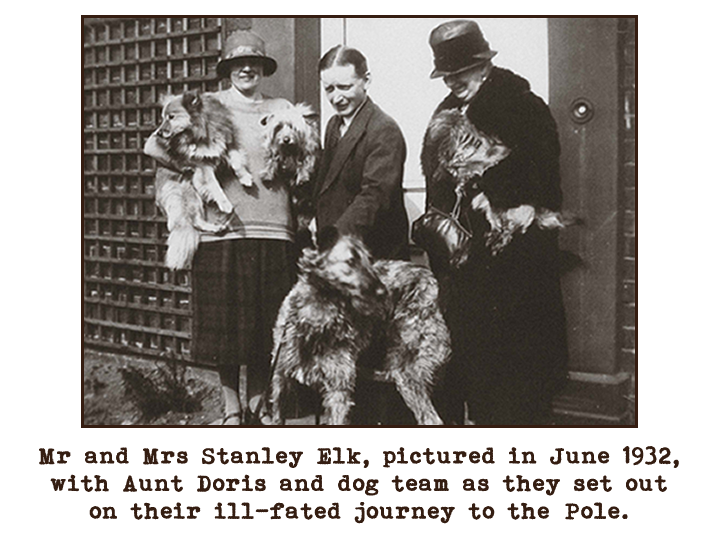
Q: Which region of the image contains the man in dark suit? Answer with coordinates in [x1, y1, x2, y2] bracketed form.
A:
[315, 45, 410, 261]
[316, 45, 413, 424]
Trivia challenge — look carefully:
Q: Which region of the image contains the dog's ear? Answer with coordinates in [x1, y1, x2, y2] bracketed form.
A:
[316, 226, 339, 252]
[159, 93, 175, 108]
[260, 113, 274, 127]
[295, 103, 319, 128]
[303, 114, 320, 130]
[182, 91, 202, 112]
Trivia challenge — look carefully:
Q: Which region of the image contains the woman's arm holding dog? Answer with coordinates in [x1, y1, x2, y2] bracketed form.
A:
[143, 131, 183, 172]
[144, 132, 190, 214]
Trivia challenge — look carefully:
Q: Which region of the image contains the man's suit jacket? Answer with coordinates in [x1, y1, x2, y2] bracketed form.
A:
[315, 98, 410, 260]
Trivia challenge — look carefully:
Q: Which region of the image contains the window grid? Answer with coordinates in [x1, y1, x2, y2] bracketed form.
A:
[83, 18, 221, 363]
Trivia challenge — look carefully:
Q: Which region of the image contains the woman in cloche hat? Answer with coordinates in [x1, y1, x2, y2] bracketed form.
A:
[145, 31, 297, 425]
[420, 20, 569, 425]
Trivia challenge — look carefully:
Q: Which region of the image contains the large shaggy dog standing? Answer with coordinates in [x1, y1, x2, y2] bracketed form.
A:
[153, 91, 252, 269]
[422, 109, 572, 254]
[268, 229, 451, 425]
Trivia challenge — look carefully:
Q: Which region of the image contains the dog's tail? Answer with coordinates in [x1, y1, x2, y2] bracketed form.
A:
[536, 209, 583, 230]
[165, 225, 200, 270]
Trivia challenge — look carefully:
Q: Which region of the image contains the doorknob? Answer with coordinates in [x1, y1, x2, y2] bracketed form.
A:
[570, 98, 595, 124]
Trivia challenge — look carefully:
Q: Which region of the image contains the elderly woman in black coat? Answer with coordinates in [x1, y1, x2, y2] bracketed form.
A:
[420, 20, 569, 425]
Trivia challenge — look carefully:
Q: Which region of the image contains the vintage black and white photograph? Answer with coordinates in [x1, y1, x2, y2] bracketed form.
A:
[82, 17, 637, 427]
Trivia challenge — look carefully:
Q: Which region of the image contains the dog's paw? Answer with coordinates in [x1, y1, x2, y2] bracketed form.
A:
[216, 198, 234, 213]
[503, 205, 536, 233]
[485, 228, 514, 255]
[471, 191, 490, 212]
[193, 222, 216, 233]
[197, 212, 235, 235]
[238, 172, 254, 188]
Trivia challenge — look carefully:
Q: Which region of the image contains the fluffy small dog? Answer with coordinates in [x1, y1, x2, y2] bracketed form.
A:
[157, 91, 252, 210]
[260, 103, 320, 186]
[423, 109, 572, 254]
[152, 91, 252, 269]
[260, 103, 320, 244]
[268, 229, 451, 425]
[423, 108, 512, 189]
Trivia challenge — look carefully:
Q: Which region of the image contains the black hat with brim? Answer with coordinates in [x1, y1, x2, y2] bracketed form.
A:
[429, 20, 497, 79]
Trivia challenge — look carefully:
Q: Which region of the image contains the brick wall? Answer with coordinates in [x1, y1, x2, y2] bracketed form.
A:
[618, 18, 636, 381]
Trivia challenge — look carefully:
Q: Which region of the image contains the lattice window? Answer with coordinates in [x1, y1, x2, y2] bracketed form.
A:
[83, 17, 222, 363]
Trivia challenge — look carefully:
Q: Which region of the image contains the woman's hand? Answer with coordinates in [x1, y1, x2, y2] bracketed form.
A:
[143, 132, 183, 172]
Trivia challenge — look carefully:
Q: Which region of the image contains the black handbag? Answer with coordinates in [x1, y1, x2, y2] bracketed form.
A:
[412, 187, 473, 270]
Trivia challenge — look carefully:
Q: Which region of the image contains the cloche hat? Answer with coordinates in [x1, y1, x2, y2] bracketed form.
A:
[217, 31, 278, 79]
[429, 20, 497, 79]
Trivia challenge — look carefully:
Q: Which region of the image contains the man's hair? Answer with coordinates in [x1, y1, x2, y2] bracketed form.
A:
[319, 45, 369, 78]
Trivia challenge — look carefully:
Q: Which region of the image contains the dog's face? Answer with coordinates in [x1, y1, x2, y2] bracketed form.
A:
[300, 230, 388, 316]
[262, 104, 319, 174]
[157, 96, 192, 140]
[156, 92, 205, 140]
[445, 127, 511, 179]
[429, 110, 511, 182]
[271, 120, 303, 167]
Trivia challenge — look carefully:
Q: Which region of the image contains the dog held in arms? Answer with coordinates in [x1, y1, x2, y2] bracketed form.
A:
[268, 228, 451, 425]
[422, 109, 573, 254]
[259, 103, 320, 245]
[153, 91, 252, 270]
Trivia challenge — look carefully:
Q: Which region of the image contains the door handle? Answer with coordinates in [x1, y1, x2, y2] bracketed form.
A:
[570, 98, 595, 124]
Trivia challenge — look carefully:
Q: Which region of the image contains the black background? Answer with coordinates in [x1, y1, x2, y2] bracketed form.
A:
[22, 430, 715, 535]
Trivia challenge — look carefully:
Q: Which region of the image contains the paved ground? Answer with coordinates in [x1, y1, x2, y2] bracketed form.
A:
[86, 349, 627, 426]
